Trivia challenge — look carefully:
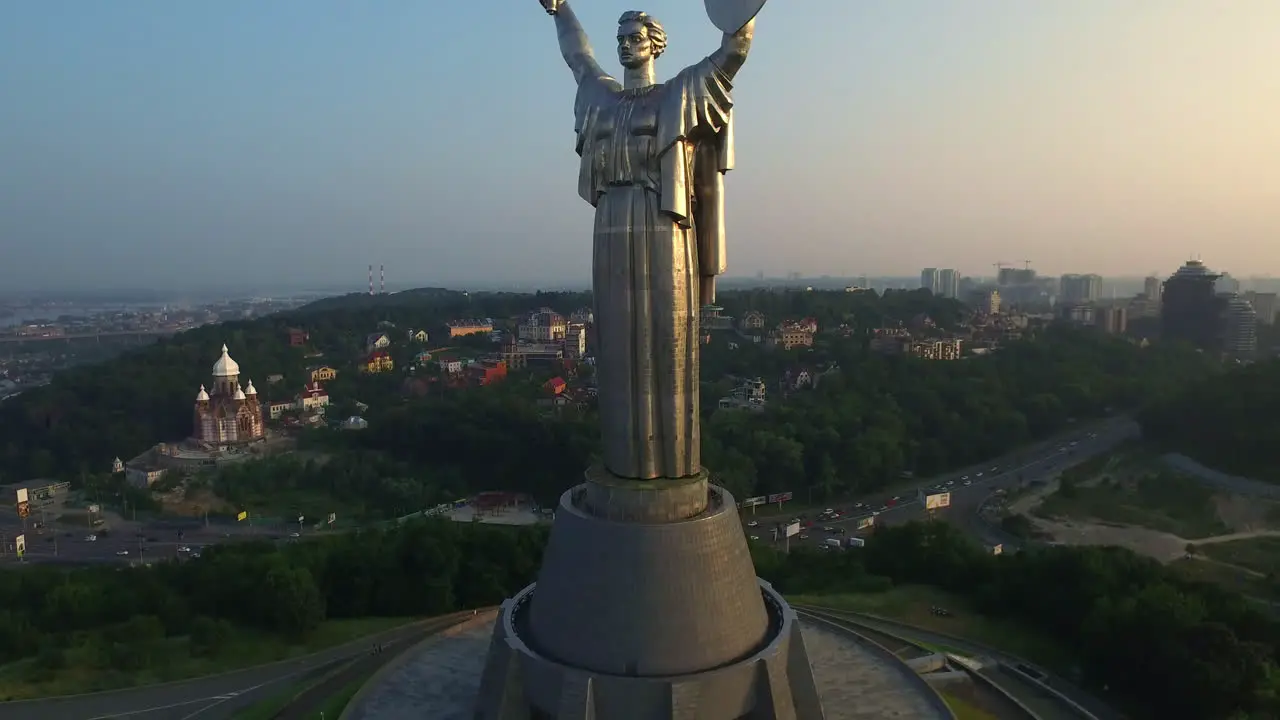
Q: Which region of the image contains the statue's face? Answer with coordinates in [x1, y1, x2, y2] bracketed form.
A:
[617, 20, 653, 69]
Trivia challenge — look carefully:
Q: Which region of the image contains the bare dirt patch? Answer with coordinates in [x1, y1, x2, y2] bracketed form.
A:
[1016, 448, 1280, 563]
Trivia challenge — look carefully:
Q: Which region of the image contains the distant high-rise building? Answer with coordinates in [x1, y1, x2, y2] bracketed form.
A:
[937, 269, 960, 299]
[1059, 274, 1102, 304]
[1097, 306, 1128, 335]
[1243, 291, 1278, 325]
[920, 268, 940, 294]
[983, 289, 1001, 315]
[1143, 276, 1162, 303]
[997, 268, 1036, 286]
[1222, 295, 1258, 358]
[1216, 273, 1241, 295]
[1161, 261, 1225, 351]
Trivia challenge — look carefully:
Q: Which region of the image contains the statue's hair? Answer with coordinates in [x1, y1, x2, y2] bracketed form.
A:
[617, 11, 667, 58]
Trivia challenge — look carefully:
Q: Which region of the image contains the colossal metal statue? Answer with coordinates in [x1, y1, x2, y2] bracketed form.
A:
[474, 3, 823, 717]
[545, 0, 753, 480]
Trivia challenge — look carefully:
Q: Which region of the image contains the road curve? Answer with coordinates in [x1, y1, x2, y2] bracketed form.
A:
[746, 418, 1138, 552]
[0, 612, 481, 720]
[794, 605, 1123, 720]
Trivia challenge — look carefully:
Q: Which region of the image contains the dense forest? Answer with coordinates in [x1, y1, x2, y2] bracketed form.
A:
[1140, 358, 1280, 484]
[1, 288, 1216, 512]
[0, 518, 1273, 718]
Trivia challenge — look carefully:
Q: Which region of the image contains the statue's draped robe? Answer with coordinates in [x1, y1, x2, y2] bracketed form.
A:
[574, 56, 734, 480]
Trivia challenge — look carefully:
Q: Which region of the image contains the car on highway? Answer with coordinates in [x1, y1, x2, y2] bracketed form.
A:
[821, 526, 836, 533]
[83, 535, 97, 542]
[749, 535, 760, 541]
[747, 520, 759, 527]
[177, 545, 191, 553]
[289, 532, 301, 538]
[115, 550, 129, 556]
[963, 480, 972, 486]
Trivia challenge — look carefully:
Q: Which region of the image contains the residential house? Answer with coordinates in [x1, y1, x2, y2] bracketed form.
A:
[740, 311, 766, 331]
[286, 328, 309, 347]
[718, 377, 766, 411]
[782, 367, 813, 391]
[770, 322, 815, 350]
[308, 365, 338, 383]
[298, 382, 331, 412]
[544, 376, 568, 395]
[409, 329, 429, 343]
[907, 339, 962, 360]
[266, 373, 285, 384]
[365, 333, 391, 351]
[569, 307, 594, 325]
[502, 337, 564, 369]
[361, 350, 395, 374]
[518, 308, 567, 342]
[564, 323, 588, 359]
[700, 305, 734, 330]
[414, 350, 434, 366]
[267, 399, 295, 420]
[438, 357, 464, 374]
[446, 319, 493, 337]
[468, 360, 508, 386]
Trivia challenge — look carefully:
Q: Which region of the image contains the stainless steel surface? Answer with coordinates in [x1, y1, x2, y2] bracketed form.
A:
[704, 0, 769, 34]
[543, 1, 754, 479]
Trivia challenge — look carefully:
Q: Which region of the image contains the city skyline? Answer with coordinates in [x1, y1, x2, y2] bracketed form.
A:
[3, 1, 1279, 291]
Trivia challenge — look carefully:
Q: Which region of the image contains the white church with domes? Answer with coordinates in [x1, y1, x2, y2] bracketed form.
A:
[192, 344, 265, 446]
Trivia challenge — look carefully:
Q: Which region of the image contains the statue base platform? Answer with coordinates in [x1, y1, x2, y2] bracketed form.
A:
[474, 467, 825, 719]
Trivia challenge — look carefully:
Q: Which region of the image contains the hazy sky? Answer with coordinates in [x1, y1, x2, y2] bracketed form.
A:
[3, 1, 1279, 292]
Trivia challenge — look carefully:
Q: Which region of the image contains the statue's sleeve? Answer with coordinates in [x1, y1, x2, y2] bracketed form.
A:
[658, 57, 735, 278]
[573, 74, 620, 207]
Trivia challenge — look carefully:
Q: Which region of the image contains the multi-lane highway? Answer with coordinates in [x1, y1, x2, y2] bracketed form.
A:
[0, 507, 303, 567]
[745, 418, 1140, 551]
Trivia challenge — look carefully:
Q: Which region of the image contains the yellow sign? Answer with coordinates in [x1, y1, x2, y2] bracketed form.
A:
[237, 511, 248, 522]
[15, 535, 25, 558]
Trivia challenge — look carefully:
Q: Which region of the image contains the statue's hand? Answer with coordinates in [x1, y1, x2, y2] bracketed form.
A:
[539, 0, 562, 15]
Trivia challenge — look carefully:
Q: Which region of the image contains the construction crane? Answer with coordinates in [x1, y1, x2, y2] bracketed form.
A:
[1022, 260, 1032, 270]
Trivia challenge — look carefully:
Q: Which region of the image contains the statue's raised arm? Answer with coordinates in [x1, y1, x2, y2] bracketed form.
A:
[709, 19, 754, 81]
[541, 0, 609, 86]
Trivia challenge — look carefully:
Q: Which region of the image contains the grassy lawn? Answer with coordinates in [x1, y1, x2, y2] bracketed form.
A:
[941, 690, 999, 720]
[231, 675, 318, 720]
[1199, 537, 1280, 577]
[315, 675, 367, 718]
[1035, 469, 1228, 539]
[789, 585, 1074, 670]
[0, 616, 415, 701]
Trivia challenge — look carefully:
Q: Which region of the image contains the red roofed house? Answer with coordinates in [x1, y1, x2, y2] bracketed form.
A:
[544, 376, 567, 395]
[362, 350, 394, 374]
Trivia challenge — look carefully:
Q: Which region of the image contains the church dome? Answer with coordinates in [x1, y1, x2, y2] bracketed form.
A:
[233, 385, 247, 401]
[196, 385, 210, 402]
[244, 380, 258, 395]
[212, 344, 241, 377]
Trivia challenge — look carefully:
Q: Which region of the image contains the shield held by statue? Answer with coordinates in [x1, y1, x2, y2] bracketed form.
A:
[704, 0, 767, 34]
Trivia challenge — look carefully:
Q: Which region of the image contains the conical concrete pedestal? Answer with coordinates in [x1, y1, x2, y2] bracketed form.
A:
[474, 467, 825, 719]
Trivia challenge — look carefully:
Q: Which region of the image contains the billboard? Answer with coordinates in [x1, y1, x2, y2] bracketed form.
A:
[989, 543, 1004, 555]
[237, 511, 248, 522]
[856, 515, 875, 530]
[87, 504, 100, 514]
[767, 492, 794, 504]
[327, 513, 337, 525]
[15, 488, 29, 519]
[919, 490, 951, 510]
[784, 522, 800, 538]
[742, 496, 767, 508]
[15, 534, 25, 558]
